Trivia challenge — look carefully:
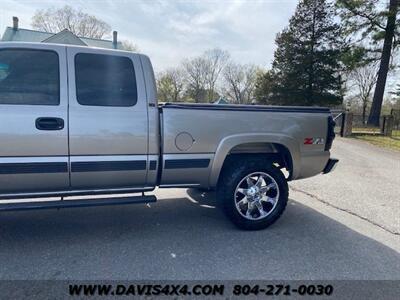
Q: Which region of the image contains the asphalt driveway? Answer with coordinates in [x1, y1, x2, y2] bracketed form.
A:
[0, 189, 398, 280]
[291, 137, 400, 234]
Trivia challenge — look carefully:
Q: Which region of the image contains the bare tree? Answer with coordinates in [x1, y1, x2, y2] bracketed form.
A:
[121, 40, 139, 52]
[223, 63, 259, 104]
[183, 57, 208, 103]
[156, 68, 185, 102]
[32, 5, 111, 39]
[203, 49, 230, 102]
[350, 63, 379, 123]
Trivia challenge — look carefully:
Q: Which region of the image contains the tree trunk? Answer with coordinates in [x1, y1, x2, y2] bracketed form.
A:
[367, 0, 398, 126]
[362, 101, 367, 124]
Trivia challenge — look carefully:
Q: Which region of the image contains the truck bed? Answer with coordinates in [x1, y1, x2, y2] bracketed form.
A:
[159, 102, 332, 188]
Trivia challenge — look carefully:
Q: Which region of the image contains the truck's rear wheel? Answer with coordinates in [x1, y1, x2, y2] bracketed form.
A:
[217, 157, 288, 230]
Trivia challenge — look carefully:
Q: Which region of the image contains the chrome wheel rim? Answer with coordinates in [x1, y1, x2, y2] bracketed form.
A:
[234, 172, 280, 220]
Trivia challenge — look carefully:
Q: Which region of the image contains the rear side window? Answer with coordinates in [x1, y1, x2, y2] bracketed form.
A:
[0, 49, 60, 105]
[75, 53, 137, 107]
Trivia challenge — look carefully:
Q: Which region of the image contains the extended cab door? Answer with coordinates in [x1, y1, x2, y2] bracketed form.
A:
[66, 47, 149, 189]
[0, 44, 69, 195]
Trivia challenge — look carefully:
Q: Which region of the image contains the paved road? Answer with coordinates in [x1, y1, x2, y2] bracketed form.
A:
[0, 190, 399, 280]
[0, 137, 399, 280]
[291, 137, 400, 234]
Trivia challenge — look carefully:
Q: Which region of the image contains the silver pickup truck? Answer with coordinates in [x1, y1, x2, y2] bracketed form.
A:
[0, 42, 338, 230]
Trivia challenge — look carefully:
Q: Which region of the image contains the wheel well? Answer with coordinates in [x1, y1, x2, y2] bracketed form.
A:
[220, 142, 293, 180]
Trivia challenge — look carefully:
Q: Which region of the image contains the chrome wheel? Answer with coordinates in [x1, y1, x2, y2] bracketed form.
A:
[234, 172, 280, 220]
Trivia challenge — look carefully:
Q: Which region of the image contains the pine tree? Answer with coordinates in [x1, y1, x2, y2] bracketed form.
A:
[336, 0, 399, 126]
[267, 0, 343, 106]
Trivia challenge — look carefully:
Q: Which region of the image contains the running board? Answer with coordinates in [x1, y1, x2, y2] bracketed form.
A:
[0, 195, 157, 212]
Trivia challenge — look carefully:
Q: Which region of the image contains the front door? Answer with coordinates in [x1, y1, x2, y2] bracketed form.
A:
[66, 47, 148, 190]
[0, 44, 69, 195]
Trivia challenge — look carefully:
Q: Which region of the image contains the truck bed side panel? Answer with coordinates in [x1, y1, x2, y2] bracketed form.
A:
[160, 105, 330, 187]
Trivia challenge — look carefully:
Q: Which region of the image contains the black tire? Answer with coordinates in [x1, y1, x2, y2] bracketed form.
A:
[217, 156, 288, 230]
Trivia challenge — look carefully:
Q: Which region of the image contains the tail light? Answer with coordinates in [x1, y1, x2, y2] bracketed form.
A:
[325, 115, 335, 151]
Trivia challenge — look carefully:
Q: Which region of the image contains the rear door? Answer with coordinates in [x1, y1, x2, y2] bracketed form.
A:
[0, 44, 69, 195]
[66, 47, 149, 189]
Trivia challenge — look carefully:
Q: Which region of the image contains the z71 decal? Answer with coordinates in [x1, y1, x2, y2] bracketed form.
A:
[304, 137, 325, 145]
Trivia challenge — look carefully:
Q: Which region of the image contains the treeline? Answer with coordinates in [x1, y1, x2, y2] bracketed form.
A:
[157, 0, 400, 126]
[157, 49, 261, 104]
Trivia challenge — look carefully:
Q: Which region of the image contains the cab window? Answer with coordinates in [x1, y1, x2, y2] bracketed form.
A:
[75, 53, 137, 107]
[0, 49, 60, 105]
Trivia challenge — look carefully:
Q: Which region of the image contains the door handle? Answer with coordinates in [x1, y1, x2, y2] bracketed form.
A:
[35, 117, 64, 131]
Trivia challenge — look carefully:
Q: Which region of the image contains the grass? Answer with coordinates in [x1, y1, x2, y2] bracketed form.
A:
[351, 131, 400, 152]
[352, 127, 381, 134]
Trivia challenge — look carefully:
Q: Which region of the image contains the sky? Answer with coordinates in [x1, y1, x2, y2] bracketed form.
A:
[0, 0, 397, 95]
[0, 0, 298, 72]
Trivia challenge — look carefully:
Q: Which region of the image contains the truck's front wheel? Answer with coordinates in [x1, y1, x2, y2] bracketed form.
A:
[217, 158, 288, 230]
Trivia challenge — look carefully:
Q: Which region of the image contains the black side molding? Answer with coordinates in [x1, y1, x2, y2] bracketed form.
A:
[0, 162, 68, 174]
[323, 158, 339, 174]
[149, 160, 157, 170]
[71, 160, 146, 172]
[164, 159, 210, 169]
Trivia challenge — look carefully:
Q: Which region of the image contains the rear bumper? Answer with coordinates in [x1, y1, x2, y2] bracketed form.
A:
[323, 158, 339, 174]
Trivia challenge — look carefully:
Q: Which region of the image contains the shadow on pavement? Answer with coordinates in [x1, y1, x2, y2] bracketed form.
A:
[0, 189, 399, 280]
[186, 188, 218, 206]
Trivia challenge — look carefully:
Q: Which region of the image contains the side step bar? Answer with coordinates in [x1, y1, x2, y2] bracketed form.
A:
[0, 195, 157, 212]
